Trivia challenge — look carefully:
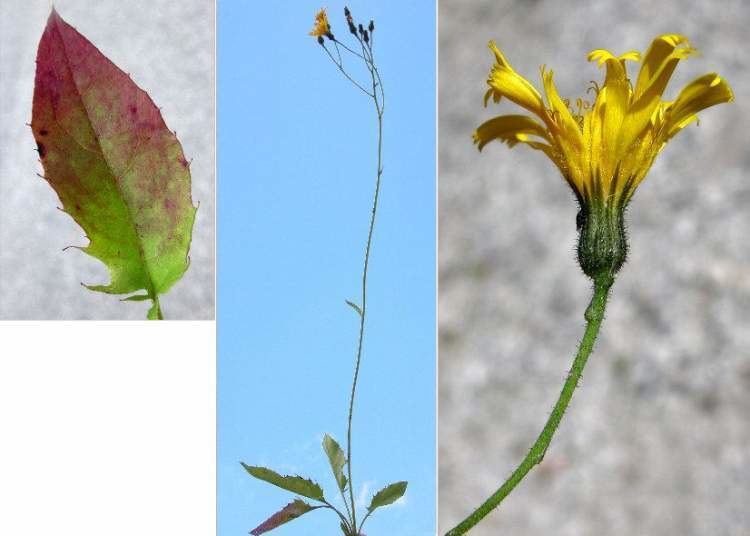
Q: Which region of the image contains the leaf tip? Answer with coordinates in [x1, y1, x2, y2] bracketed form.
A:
[48, 6, 62, 26]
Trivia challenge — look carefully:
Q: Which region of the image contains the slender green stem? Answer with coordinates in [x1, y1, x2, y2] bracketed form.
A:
[333, 37, 368, 60]
[149, 295, 164, 320]
[445, 273, 614, 535]
[322, 43, 374, 97]
[339, 485, 353, 529]
[357, 509, 374, 535]
[346, 52, 383, 535]
[322, 500, 353, 534]
[320, 20, 384, 534]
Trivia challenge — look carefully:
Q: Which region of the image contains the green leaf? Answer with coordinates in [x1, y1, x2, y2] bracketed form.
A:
[121, 294, 151, 302]
[345, 300, 362, 316]
[32, 9, 196, 319]
[240, 463, 325, 501]
[250, 499, 322, 535]
[368, 481, 407, 512]
[322, 434, 347, 491]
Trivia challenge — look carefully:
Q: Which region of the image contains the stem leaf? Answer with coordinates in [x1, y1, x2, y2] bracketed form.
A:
[240, 463, 325, 501]
[367, 481, 407, 512]
[322, 433, 348, 492]
[345, 300, 362, 316]
[250, 499, 322, 535]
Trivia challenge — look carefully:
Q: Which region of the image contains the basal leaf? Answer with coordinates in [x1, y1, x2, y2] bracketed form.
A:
[31, 9, 196, 318]
[240, 463, 325, 501]
[250, 499, 321, 535]
[367, 481, 407, 512]
[322, 433, 347, 492]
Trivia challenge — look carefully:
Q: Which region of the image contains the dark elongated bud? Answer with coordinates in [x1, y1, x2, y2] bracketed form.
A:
[317, 35, 324, 45]
[358, 23, 364, 35]
[344, 6, 350, 17]
[369, 20, 374, 32]
[348, 21, 357, 35]
[363, 30, 369, 43]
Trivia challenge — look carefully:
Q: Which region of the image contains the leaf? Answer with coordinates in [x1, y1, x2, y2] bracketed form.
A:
[345, 300, 362, 316]
[250, 499, 321, 535]
[31, 9, 196, 318]
[367, 481, 407, 512]
[322, 433, 347, 491]
[240, 463, 325, 501]
[121, 294, 151, 302]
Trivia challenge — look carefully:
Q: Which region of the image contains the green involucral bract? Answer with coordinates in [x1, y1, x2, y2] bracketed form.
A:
[31, 9, 196, 319]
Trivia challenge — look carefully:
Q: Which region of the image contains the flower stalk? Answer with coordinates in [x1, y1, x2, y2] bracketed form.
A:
[446, 274, 613, 535]
[346, 43, 383, 534]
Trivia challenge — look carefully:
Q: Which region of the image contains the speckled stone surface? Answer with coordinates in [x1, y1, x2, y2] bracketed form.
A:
[0, 0, 214, 319]
[438, 1, 750, 534]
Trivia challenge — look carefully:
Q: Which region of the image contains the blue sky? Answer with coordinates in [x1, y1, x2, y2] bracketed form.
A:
[218, 2, 435, 535]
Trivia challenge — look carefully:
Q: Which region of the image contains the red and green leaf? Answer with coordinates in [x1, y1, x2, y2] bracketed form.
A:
[31, 9, 196, 319]
[250, 499, 322, 535]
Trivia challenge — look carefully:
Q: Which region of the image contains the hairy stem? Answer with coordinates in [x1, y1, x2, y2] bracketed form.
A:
[445, 273, 614, 535]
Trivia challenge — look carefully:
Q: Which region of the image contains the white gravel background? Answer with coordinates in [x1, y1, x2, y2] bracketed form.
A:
[439, 1, 750, 535]
[0, 0, 214, 319]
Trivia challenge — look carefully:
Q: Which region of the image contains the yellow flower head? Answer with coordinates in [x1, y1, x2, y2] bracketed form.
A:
[474, 34, 733, 208]
[309, 8, 331, 37]
[474, 35, 733, 279]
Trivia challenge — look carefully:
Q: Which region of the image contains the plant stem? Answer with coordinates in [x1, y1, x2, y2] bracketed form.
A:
[149, 295, 164, 320]
[357, 509, 374, 535]
[346, 57, 384, 533]
[445, 273, 614, 535]
[322, 500, 353, 534]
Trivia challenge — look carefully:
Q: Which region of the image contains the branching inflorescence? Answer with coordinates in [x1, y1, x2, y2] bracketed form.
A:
[446, 34, 733, 535]
[242, 7, 405, 536]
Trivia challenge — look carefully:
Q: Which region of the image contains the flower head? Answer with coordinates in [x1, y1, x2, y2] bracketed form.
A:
[309, 8, 331, 37]
[474, 34, 733, 279]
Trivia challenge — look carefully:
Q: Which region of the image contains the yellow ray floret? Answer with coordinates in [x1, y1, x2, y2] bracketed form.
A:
[309, 8, 330, 37]
[474, 34, 733, 207]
